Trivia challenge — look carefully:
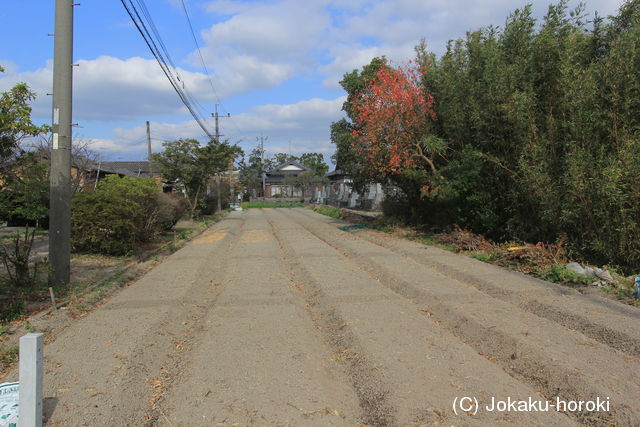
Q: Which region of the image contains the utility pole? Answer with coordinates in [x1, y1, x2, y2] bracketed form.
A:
[214, 105, 220, 142]
[213, 105, 231, 212]
[49, 0, 74, 286]
[213, 107, 222, 212]
[146, 121, 153, 174]
[146, 121, 152, 160]
[257, 134, 268, 197]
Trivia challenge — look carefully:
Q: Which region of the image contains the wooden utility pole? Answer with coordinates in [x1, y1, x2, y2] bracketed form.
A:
[49, 0, 74, 286]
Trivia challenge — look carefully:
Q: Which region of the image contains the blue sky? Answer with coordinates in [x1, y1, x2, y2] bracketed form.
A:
[0, 0, 625, 164]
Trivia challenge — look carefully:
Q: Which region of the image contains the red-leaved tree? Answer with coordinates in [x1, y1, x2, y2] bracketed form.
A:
[350, 62, 444, 194]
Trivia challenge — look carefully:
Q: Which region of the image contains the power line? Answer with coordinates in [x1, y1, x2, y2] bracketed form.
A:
[119, 0, 215, 140]
[179, 0, 244, 139]
[180, 0, 220, 104]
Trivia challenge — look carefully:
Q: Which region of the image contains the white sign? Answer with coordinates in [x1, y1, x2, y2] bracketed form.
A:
[0, 382, 18, 427]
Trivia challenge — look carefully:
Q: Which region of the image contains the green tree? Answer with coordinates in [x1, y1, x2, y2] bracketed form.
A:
[152, 139, 241, 217]
[0, 67, 49, 168]
[330, 57, 389, 192]
[239, 146, 274, 197]
[0, 69, 50, 225]
[0, 153, 49, 225]
[0, 69, 49, 292]
[298, 152, 329, 177]
[329, 1, 640, 271]
[283, 171, 327, 200]
[272, 152, 298, 166]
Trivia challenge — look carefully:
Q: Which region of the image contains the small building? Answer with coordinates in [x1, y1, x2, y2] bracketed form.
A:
[96, 161, 159, 179]
[264, 161, 309, 198]
[90, 160, 166, 190]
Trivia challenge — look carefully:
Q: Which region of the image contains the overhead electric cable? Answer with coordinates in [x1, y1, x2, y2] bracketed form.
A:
[119, 0, 215, 140]
[179, 0, 244, 139]
[179, 0, 221, 104]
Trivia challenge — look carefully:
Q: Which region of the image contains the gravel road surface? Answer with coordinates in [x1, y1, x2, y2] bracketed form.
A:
[9, 208, 639, 426]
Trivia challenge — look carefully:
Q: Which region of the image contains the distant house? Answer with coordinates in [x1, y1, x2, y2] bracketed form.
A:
[96, 161, 158, 179]
[21, 148, 165, 191]
[264, 161, 310, 197]
[90, 160, 171, 191]
[65, 158, 164, 191]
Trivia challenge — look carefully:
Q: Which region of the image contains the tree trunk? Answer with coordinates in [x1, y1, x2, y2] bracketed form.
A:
[190, 185, 201, 220]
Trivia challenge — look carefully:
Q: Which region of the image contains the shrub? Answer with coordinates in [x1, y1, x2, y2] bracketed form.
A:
[312, 205, 341, 218]
[470, 252, 494, 262]
[156, 192, 188, 230]
[0, 298, 24, 323]
[0, 226, 39, 287]
[538, 263, 593, 286]
[72, 175, 162, 255]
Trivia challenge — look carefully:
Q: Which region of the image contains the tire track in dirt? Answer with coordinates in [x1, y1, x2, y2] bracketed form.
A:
[157, 210, 361, 425]
[282, 208, 639, 426]
[265, 211, 397, 427]
[118, 216, 246, 425]
[326, 217, 640, 358]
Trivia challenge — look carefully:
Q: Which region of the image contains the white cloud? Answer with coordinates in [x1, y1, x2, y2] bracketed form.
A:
[93, 96, 347, 161]
[3, 0, 628, 164]
[228, 96, 346, 156]
[2, 0, 613, 125]
[198, 0, 625, 92]
[194, 0, 332, 95]
[317, 0, 625, 88]
[203, 0, 329, 60]
[0, 56, 219, 121]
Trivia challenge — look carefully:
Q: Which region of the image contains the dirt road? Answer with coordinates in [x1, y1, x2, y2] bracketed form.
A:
[9, 208, 639, 426]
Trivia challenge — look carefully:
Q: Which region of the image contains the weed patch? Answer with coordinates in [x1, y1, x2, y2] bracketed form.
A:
[241, 202, 304, 209]
[470, 252, 495, 262]
[311, 205, 341, 218]
[0, 346, 18, 364]
[537, 263, 593, 286]
[367, 222, 637, 305]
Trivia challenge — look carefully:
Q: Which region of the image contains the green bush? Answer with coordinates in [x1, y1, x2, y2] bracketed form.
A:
[312, 205, 341, 218]
[0, 298, 24, 323]
[470, 252, 494, 262]
[71, 175, 166, 255]
[538, 263, 593, 285]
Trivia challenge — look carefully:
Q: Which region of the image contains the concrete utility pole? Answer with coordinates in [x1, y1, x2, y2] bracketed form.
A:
[213, 108, 222, 212]
[49, 0, 74, 286]
[146, 120, 152, 173]
[213, 105, 231, 212]
[214, 105, 220, 142]
[258, 135, 268, 197]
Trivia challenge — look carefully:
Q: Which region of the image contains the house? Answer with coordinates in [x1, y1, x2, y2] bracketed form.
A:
[263, 161, 310, 198]
[66, 159, 165, 191]
[95, 161, 159, 179]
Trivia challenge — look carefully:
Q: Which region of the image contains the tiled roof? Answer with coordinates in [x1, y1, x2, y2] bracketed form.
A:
[97, 161, 160, 177]
[265, 161, 309, 175]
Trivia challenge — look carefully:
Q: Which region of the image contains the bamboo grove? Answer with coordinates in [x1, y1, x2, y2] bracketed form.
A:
[331, 1, 640, 272]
